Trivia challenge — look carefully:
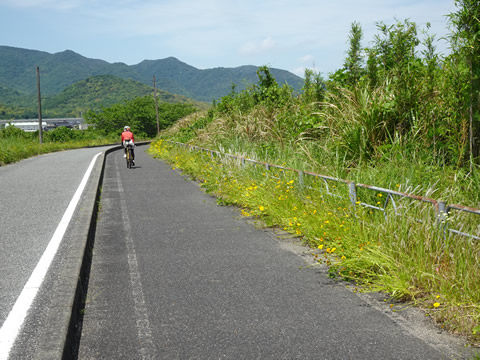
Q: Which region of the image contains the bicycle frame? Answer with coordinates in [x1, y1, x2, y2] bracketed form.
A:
[126, 145, 134, 168]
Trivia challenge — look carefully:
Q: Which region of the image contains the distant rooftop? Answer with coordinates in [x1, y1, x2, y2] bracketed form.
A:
[0, 118, 84, 124]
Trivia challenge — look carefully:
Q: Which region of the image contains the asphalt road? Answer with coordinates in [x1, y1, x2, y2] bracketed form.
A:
[0, 146, 113, 359]
[77, 148, 473, 360]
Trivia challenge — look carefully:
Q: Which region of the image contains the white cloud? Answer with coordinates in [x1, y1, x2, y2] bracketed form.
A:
[292, 66, 307, 77]
[239, 36, 276, 55]
[299, 55, 314, 64]
[261, 37, 276, 50]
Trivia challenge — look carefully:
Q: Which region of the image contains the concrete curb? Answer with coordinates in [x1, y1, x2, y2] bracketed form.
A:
[32, 142, 151, 360]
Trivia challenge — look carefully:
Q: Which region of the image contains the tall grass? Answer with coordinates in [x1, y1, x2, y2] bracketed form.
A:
[161, 105, 480, 209]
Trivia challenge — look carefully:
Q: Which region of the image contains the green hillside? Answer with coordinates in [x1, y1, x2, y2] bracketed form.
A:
[0, 46, 134, 95]
[0, 46, 304, 102]
[0, 75, 206, 119]
[132, 59, 303, 102]
[133, 57, 303, 102]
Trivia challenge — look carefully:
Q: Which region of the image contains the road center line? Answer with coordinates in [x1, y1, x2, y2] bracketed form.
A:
[0, 152, 102, 360]
[114, 161, 156, 358]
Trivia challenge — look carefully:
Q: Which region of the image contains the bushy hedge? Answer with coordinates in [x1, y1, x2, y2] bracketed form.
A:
[84, 96, 198, 138]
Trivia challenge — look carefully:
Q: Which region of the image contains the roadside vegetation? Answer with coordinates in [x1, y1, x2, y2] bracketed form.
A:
[0, 96, 198, 166]
[149, 0, 480, 345]
[84, 96, 197, 139]
[0, 125, 116, 166]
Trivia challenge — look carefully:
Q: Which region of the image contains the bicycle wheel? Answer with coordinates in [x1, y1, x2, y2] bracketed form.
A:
[126, 149, 131, 168]
[128, 148, 134, 168]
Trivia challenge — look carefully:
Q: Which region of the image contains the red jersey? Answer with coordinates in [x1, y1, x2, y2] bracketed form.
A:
[121, 131, 134, 142]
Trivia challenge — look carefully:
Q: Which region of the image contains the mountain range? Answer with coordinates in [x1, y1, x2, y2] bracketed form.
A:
[0, 45, 304, 118]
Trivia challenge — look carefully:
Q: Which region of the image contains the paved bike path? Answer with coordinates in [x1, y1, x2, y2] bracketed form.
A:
[78, 148, 468, 359]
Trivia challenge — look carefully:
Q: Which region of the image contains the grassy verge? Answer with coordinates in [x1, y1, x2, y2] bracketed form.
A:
[149, 138, 480, 346]
[0, 136, 118, 166]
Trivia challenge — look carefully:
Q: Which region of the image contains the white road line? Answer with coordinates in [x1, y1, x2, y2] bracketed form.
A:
[0, 152, 102, 360]
[115, 159, 156, 358]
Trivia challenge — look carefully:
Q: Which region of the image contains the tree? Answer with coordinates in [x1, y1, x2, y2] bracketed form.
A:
[302, 69, 325, 103]
[344, 21, 364, 85]
[448, 0, 480, 168]
[371, 20, 421, 134]
[253, 66, 280, 105]
[85, 96, 197, 137]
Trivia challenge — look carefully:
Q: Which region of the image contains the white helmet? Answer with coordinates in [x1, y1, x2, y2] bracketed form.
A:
[124, 126, 130, 131]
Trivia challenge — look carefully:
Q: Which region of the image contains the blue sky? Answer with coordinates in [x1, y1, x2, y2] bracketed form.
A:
[0, 0, 455, 77]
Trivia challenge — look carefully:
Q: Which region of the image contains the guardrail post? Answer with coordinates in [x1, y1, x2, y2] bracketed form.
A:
[265, 163, 270, 171]
[298, 170, 304, 188]
[349, 182, 357, 207]
[437, 201, 448, 239]
[241, 158, 245, 168]
[437, 201, 447, 223]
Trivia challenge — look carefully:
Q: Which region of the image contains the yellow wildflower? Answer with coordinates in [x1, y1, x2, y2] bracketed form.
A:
[433, 302, 440, 308]
[241, 209, 250, 217]
[259, 205, 265, 211]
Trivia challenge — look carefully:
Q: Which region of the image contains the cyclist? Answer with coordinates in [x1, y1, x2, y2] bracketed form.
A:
[121, 126, 135, 165]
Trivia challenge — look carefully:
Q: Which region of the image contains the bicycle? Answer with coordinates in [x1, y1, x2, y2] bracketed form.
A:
[124, 140, 134, 168]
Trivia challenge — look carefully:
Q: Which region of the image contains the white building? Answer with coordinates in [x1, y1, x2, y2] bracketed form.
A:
[4, 122, 49, 132]
[0, 118, 86, 131]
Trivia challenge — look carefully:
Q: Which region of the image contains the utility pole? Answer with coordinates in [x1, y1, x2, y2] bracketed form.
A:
[36, 66, 43, 144]
[153, 75, 160, 135]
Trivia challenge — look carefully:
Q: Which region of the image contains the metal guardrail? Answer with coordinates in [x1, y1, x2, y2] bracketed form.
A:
[166, 141, 480, 241]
